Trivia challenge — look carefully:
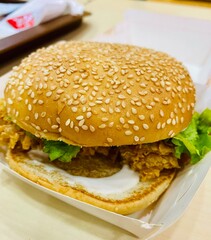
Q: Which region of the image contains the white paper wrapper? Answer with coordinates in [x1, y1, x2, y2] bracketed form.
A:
[0, 0, 84, 39]
[0, 3, 24, 17]
[94, 9, 211, 86]
[0, 10, 211, 240]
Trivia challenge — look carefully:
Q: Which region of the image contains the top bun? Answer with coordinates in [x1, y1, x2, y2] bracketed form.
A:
[4, 41, 195, 147]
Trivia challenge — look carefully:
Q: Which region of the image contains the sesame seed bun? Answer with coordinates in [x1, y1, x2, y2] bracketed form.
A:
[4, 41, 195, 147]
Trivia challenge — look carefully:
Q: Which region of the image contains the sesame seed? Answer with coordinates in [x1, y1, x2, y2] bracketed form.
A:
[100, 107, 107, 113]
[126, 89, 132, 95]
[127, 74, 134, 79]
[51, 125, 59, 129]
[90, 125, 95, 132]
[99, 124, 106, 129]
[92, 109, 98, 115]
[115, 107, 120, 113]
[170, 112, 175, 118]
[160, 110, 164, 117]
[94, 86, 99, 91]
[128, 120, 135, 124]
[67, 99, 73, 106]
[89, 102, 96, 107]
[96, 100, 103, 104]
[139, 90, 148, 96]
[30, 92, 35, 98]
[73, 84, 80, 89]
[7, 98, 13, 105]
[82, 106, 86, 113]
[79, 119, 85, 127]
[139, 115, 145, 120]
[141, 99, 147, 104]
[66, 120, 72, 128]
[134, 136, 139, 142]
[151, 77, 158, 82]
[72, 100, 79, 106]
[38, 100, 44, 105]
[46, 91, 52, 97]
[109, 107, 114, 114]
[57, 89, 64, 95]
[50, 85, 57, 91]
[120, 101, 125, 109]
[73, 93, 78, 99]
[82, 125, 88, 130]
[116, 101, 121, 107]
[140, 83, 147, 87]
[157, 122, 161, 129]
[130, 100, 135, 106]
[131, 125, 138, 133]
[125, 130, 132, 136]
[178, 102, 182, 108]
[168, 130, 175, 137]
[105, 98, 110, 104]
[131, 108, 137, 114]
[28, 104, 32, 111]
[153, 97, 160, 102]
[167, 118, 171, 124]
[118, 94, 126, 99]
[107, 138, 113, 143]
[71, 107, 78, 112]
[78, 90, 86, 95]
[129, 80, 134, 86]
[140, 137, 145, 142]
[84, 86, 89, 91]
[65, 119, 71, 126]
[34, 113, 39, 120]
[74, 126, 79, 133]
[76, 115, 84, 121]
[126, 112, 130, 118]
[143, 124, 149, 130]
[35, 125, 41, 131]
[146, 105, 153, 110]
[86, 112, 92, 118]
[132, 97, 139, 102]
[120, 117, 125, 124]
[102, 117, 109, 122]
[172, 119, 176, 125]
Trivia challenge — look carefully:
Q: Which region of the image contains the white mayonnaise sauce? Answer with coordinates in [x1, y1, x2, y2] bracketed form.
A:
[28, 154, 140, 196]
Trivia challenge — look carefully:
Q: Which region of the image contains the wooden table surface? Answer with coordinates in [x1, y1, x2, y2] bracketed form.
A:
[0, 1, 211, 240]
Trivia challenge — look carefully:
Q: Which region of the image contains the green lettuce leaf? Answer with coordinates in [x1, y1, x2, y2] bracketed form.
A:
[172, 108, 211, 164]
[43, 140, 80, 162]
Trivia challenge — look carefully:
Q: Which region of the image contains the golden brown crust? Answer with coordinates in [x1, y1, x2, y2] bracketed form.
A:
[4, 41, 195, 146]
[6, 149, 175, 215]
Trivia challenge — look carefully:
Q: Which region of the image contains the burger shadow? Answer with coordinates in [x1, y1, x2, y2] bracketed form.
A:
[3, 171, 137, 240]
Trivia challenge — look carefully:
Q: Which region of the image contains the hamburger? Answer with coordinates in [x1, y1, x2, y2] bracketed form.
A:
[0, 41, 210, 215]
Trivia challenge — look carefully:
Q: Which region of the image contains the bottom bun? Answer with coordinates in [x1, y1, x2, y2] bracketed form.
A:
[6, 149, 175, 215]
